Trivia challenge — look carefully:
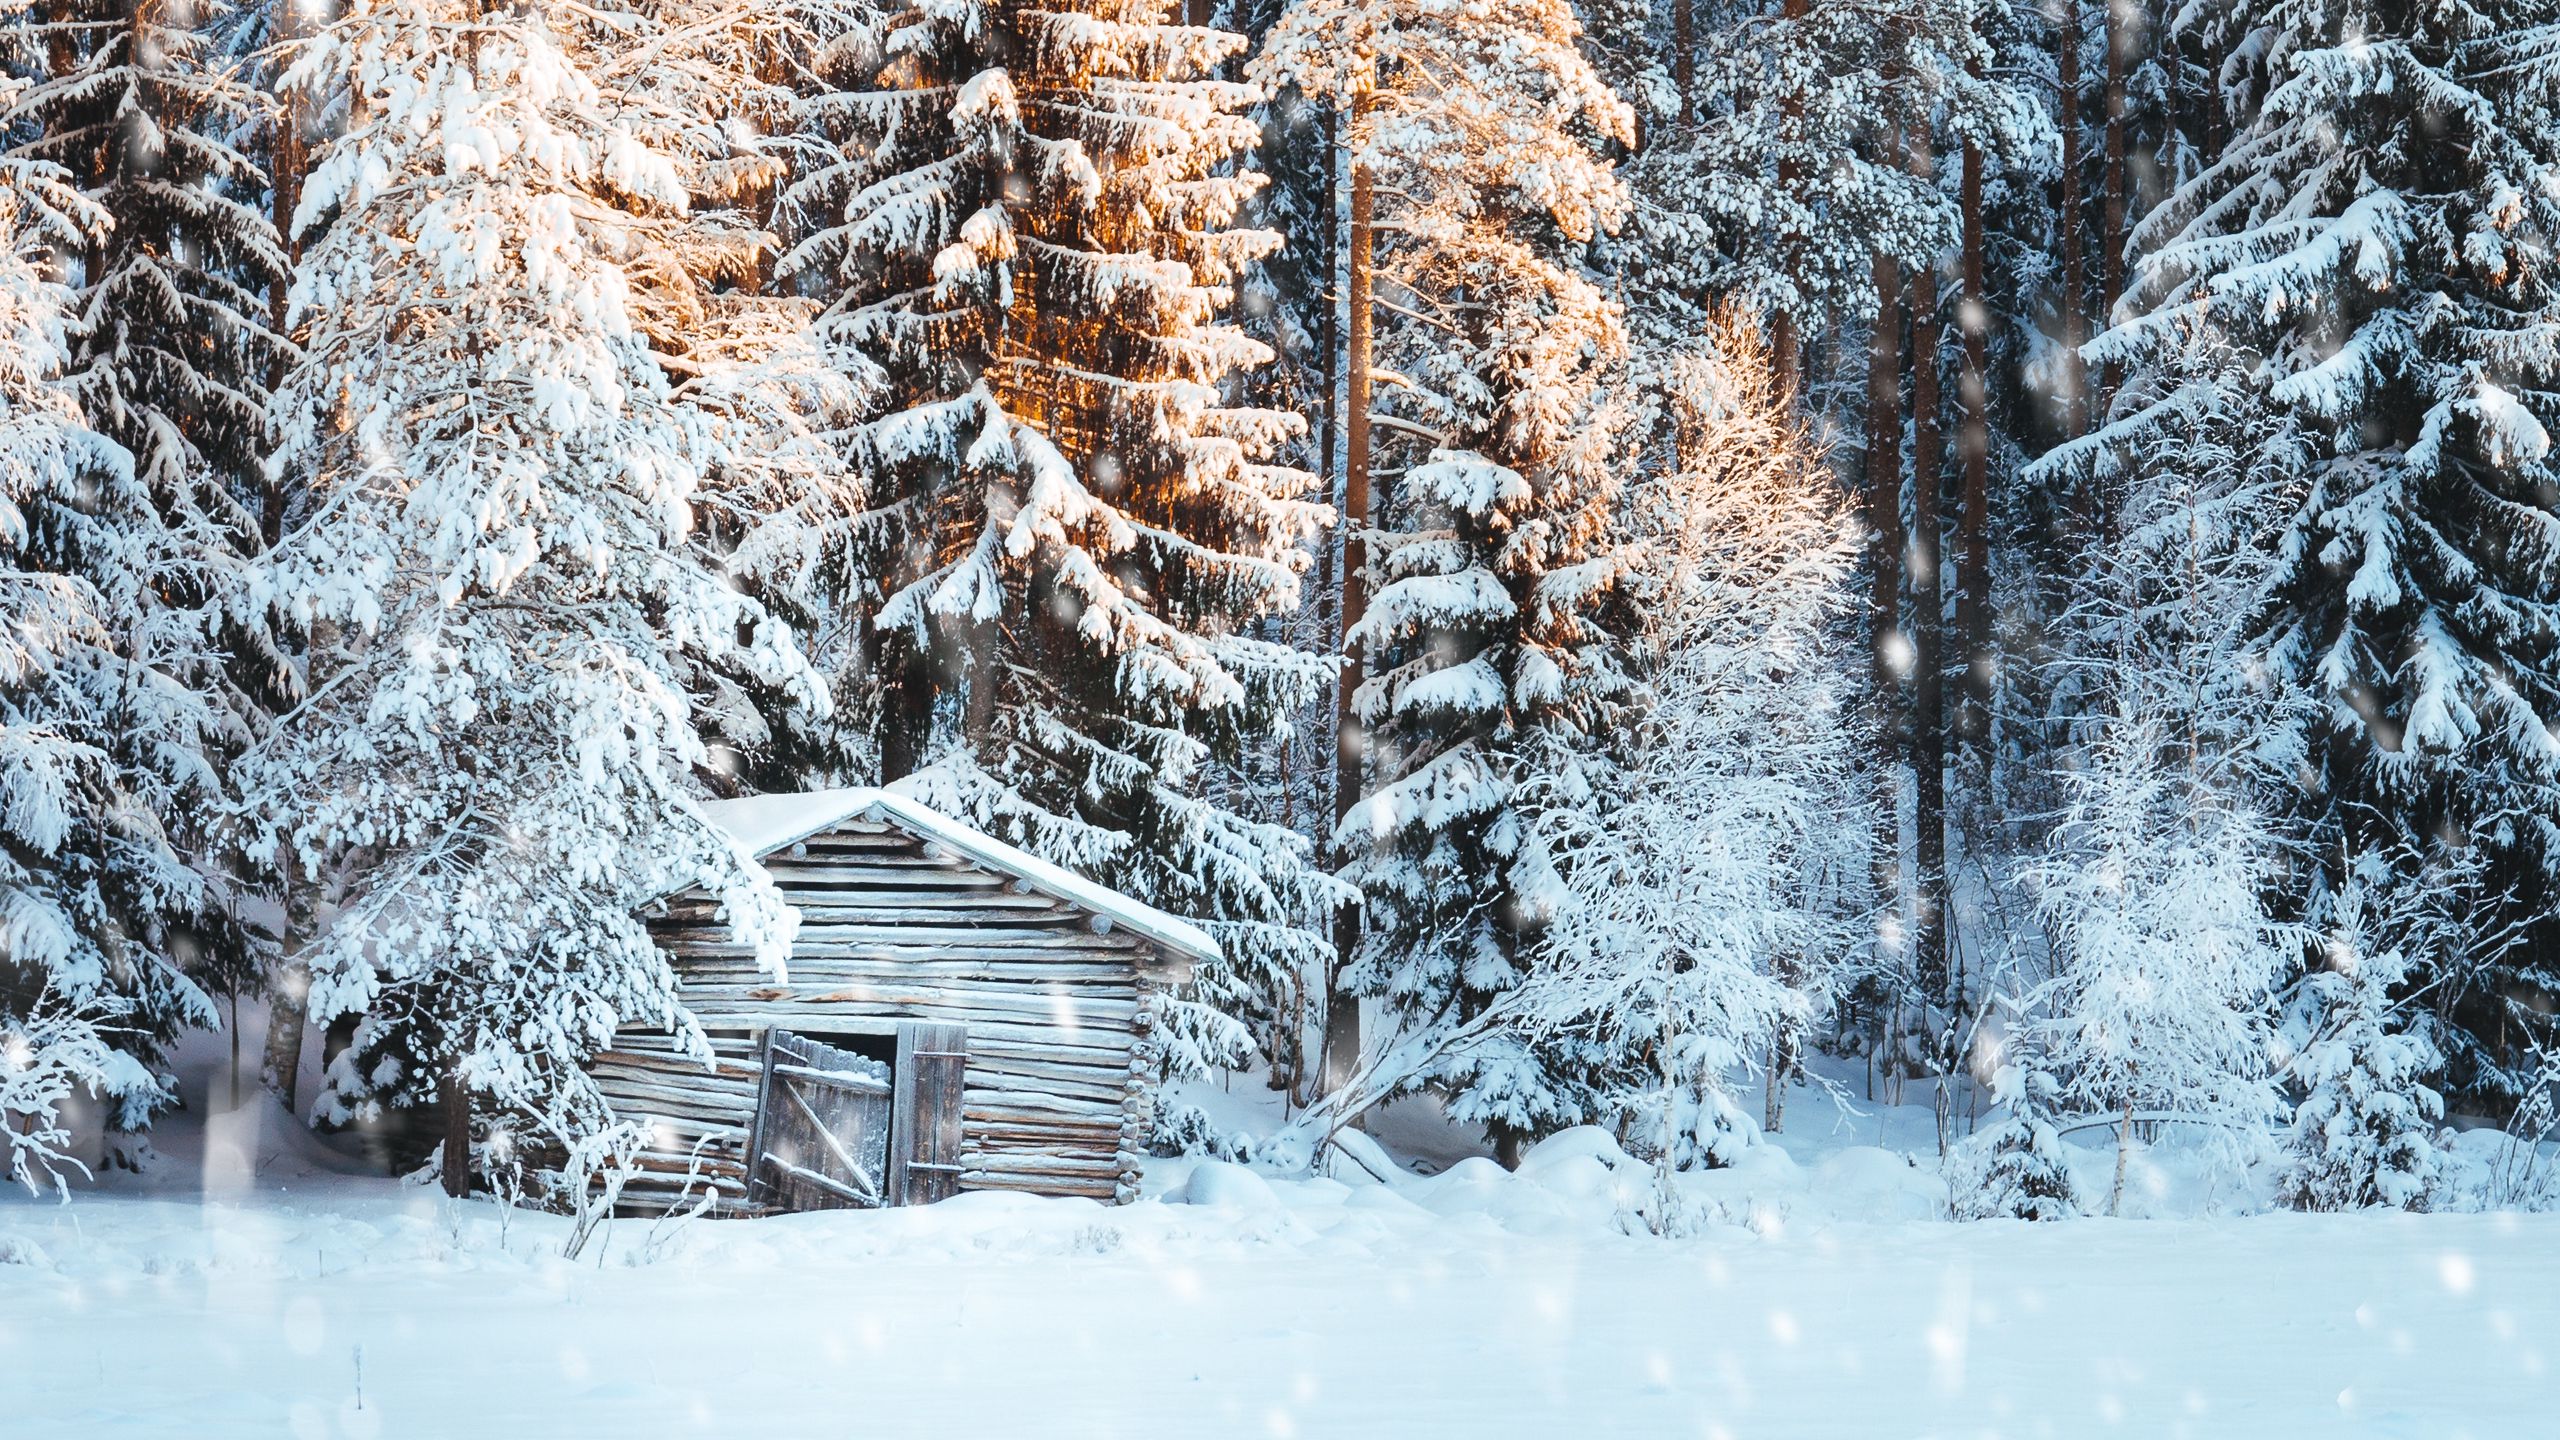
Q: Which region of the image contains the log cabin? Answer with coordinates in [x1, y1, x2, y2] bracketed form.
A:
[590, 787, 1215, 1215]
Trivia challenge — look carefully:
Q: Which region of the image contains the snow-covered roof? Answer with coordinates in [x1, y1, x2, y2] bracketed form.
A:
[697, 787, 1221, 969]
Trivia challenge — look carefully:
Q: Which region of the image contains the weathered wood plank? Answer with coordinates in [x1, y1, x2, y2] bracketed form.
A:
[678, 986, 1139, 1024]
[890, 1021, 968, 1207]
[749, 1029, 893, 1212]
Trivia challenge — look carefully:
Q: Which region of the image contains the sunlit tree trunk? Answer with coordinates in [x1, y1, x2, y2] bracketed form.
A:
[1321, 87, 1376, 1102]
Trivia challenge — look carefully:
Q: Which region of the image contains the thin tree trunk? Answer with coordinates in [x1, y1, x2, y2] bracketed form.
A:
[1769, 0, 1812, 396]
[440, 1063, 472, 1199]
[1293, 104, 1342, 1114]
[2099, 0, 2131, 424]
[2058, 0, 2086, 442]
[2109, 1094, 2136, 1216]
[1320, 90, 1376, 1102]
[1673, 0, 1695, 127]
[261, 862, 310, 1112]
[1864, 235, 1905, 945]
[1764, 1025, 1799, 1135]
[1956, 127, 1993, 749]
[1906, 127, 1949, 1014]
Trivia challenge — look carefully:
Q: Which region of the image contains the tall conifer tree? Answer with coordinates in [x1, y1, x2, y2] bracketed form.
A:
[0, 153, 222, 1182]
[239, 0, 824, 1146]
[1255, 0, 1643, 1147]
[785, 0, 1342, 1072]
[2089, 0, 2560, 1107]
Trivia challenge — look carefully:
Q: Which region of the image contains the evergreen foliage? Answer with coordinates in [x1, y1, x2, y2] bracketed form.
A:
[1948, 1060, 2081, 1221]
[2278, 864, 2446, 1211]
[786, 0, 1343, 1072]
[2094, 0, 2560, 1108]
[1255, 0, 1645, 1144]
[0, 153, 219, 1181]
[236, 0, 818, 1130]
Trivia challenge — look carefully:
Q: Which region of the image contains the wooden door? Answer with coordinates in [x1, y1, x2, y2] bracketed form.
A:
[744, 1029, 894, 1211]
[889, 1021, 968, 1206]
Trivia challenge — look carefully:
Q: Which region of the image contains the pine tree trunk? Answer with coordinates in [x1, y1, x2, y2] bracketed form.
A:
[1320, 91, 1376, 1103]
[1956, 128, 1993, 751]
[440, 1063, 472, 1200]
[1905, 128, 1949, 1013]
[1768, 0, 1811, 397]
[1672, 0, 1695, 127]
[1864, 237, 1905, 945]
[2058, 0, 2086, 442]
[1295, 104, 1343, 1114]
[2099, 0, 2131, 427]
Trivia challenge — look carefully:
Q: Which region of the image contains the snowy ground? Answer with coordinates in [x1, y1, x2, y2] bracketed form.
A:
[3, 1059, 2554, 1437]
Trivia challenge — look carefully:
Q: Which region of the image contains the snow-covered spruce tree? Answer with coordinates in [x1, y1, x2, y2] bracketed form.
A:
[2090, 0, 2560, 1110]
[1511, 318, 1863, 1220]
[1946, 1056, 2080, 1221]
[238, 0, 817, 1152]
[0, 156, 220, 1189]
[7, 0, 298, 1047]
[5, 0, 290, 544]
[780, 0, 1341, 1075]
[1593, 0, 2034, 358]
[1253, 0, 1645, 1150]
[2277, 859, 2445, 1211]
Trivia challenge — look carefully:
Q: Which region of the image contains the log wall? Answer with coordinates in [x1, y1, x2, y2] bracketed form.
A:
[592, 818, 1165, 1211]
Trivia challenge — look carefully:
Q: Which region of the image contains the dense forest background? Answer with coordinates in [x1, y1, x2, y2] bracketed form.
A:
[2, 0, 2555, 1218]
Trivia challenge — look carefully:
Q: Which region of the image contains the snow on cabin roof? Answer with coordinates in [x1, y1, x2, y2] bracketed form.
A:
[697, 787, 1222, 969]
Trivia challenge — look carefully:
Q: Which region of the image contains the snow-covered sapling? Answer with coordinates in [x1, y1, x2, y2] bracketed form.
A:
[2278, 884, 2445, 1212]
[1948, 1061, 2081, 1222]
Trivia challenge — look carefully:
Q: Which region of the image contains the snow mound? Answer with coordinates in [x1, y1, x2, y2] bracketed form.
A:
[1180, 1160, 1283, 1211]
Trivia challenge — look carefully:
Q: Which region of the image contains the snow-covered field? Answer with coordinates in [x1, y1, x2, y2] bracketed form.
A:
[5, 1070, 2554, 1439]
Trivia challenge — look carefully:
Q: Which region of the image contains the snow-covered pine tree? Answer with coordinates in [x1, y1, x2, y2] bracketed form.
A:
[595, 0, 884, 792]
[0, 152, 220, 1188]
[238, 0, 820, 1152]
[1512, 316, 1863, 1215]
[2277, 859, 2446, 1211]
[2026, 330, 2312, 1212]
[782, 0, 1342, 1075]
[1253, 0, 1645, 1151]
[2089, 0, 2560, 1111]
[1946, 1057, 2081, 1220]
[8, 0, 299, 1059]
[6, 0, 293, 692]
